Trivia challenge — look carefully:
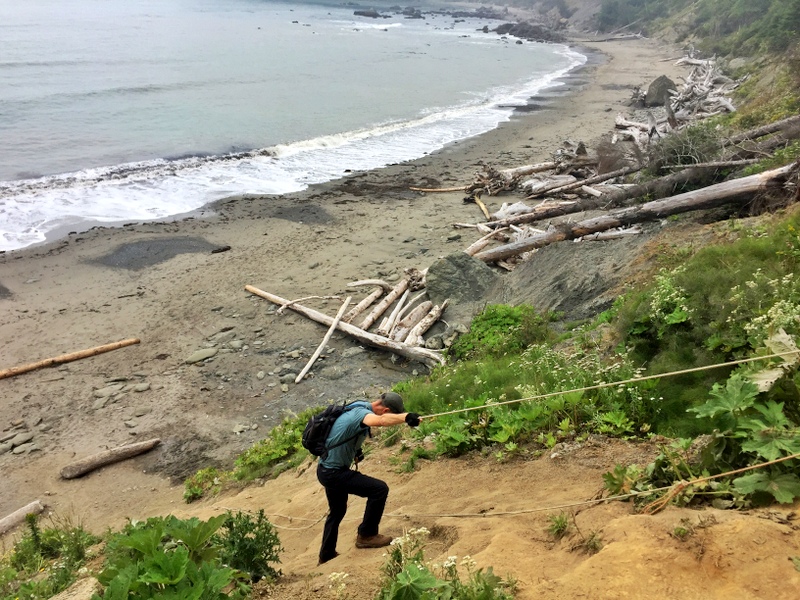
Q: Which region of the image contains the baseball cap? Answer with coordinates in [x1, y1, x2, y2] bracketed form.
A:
[380, 392, 405, 413]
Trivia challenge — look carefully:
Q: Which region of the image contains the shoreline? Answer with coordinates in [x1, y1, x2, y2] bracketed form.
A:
[6, 39, 588, 257]
[0, 35, 685, 528]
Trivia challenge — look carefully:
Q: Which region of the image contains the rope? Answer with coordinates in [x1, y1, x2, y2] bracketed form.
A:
[213, 453, 800, 529]
[420, 350, 799, 421]
[208, 351, 800, 529]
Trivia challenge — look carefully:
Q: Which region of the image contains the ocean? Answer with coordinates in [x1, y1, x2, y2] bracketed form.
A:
[0, 0, 585, 252]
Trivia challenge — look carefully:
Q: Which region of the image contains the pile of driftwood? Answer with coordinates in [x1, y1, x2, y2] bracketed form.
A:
[410, 53, 800, 270]
[245, 269, 449, 371]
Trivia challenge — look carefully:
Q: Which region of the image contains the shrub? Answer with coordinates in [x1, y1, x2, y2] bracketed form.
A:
[376, 528, 515, 600]
[2, 514, 98, 600]
[96, 515, 250, 600]
[447, 304, 555, 361]
[215, 510, 283, 582]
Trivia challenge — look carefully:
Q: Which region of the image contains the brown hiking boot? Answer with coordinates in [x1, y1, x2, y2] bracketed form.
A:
[355, 533, 393, 549]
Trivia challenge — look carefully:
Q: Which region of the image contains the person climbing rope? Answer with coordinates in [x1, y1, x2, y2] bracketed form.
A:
[315, 391, 420, 564]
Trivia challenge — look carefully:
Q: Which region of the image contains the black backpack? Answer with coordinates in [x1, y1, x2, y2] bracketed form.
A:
[301, 401, 363, 459]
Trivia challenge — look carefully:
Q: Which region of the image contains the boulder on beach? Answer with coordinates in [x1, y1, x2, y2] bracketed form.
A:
[645, 75, 677, 107]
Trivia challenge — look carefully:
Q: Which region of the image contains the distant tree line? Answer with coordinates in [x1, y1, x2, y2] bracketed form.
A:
[598, 0, 800, 54]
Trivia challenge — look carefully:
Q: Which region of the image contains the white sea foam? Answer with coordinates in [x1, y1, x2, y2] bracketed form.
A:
[0, 44, 585, 252]
[0, 0, 586, 252]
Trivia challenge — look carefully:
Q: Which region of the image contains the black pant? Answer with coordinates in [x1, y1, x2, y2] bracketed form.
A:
[317, 464, 389, 562]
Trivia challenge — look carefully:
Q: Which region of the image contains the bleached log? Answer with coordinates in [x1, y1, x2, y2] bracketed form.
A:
[527, 165, 641, 199]
[0, 338, 141, 381]
[664, 159, 760, 170]
[359, 278, 410, 331]
[476, 162, 798, 263]
[577, 227, 642, 241]
[390, 301, 434, 342]
[490, 201, 533, 220]
[376, 289, 410, 337]
[725, 115, 800, 146]
[409, 185, 468, 192]
[245, 286, 444, 367]
[343, 287, 383, 323]
[581, 185, 603, 197]
[405, 300, 450, 347]
[0, 501, 45, 536]
[389, 291, 427, 335]
[60, 439, 162, 479]
[521, 174, 577, 195]
[296, 296, 351, 383]
[497, 162, 556, 181]
[465, 227, 509, 256]
[615, 114, 650, 131]
[348, 279, 392, 291]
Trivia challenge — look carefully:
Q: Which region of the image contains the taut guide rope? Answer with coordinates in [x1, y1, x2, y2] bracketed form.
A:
[419, 350, 799, 420]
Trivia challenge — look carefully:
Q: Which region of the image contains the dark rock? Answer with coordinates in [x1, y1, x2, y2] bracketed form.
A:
[493, 21, 566, 43]
[646, 75, 677, 107]
[425, 253, 500, 314]
[354, 10, 381, 18]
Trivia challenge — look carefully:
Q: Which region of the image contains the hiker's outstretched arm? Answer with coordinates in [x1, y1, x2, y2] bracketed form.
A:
[363, 412, 407, 427]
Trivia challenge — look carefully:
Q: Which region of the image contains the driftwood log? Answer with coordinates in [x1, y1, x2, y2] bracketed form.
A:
[376, 289, 410, 336]
[529, 165, 643, 198]
[465, 227, 510, 256]
[60, 438, 161, 479]
[406, 300, 450, 347]
[343, 287, 383, 323]
[296, 296, 351, 383]
[359, 278, 410, 331]
[245, 285, 444, 367]
[0, 338, 141, 381]
[390, 301, 434, 342]
[725, 114, 800, 146]
[476, 162, 799, 263]
[0, 500, 45, 536]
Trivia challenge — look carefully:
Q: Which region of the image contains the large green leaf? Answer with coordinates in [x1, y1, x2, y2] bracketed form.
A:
[386, 563, 452, 600]
[166, 515, 225, 562]
[118, 524, 164, 557]
[733, 471, 800, 503]
[740, 429, 800, 461]
[690, 374, 759, 421]
[139, 547, 190, 586]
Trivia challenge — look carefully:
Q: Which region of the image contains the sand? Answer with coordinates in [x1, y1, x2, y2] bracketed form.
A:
[0, 37, 687, 528]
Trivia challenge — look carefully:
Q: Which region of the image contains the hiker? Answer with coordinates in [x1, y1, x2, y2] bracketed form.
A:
[316, 391, 420, 564]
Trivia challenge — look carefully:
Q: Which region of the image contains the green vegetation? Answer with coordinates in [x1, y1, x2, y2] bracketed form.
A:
[597, 0, 800, 55]
[546, 513, 570, 539]
[447, 304, 556, 361]
[375, 528, 515, 600]
[3, 511, 283, 599]
[216, 510, 283, 583]
[1, 514, 98, 600]
[95, 512, 282, 598]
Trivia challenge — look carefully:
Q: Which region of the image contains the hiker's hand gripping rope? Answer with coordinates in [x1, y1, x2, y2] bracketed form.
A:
[405, 413, 421, 427]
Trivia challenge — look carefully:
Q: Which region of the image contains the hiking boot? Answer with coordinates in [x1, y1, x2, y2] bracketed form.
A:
[355, 533, 393, 548]
[318, 551, 340, 565]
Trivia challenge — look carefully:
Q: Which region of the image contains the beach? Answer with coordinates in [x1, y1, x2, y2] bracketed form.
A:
[0, 36, 686, 527]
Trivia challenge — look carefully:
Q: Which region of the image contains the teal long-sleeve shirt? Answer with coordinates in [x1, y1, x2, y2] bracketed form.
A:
[318, 401, 372, 469]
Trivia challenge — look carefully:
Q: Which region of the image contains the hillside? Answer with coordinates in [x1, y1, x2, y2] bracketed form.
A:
[2, 2, 800, 598]
[186, 438, 800, 600]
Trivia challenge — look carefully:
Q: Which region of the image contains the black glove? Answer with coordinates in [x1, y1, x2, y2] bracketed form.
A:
[354, 448, 365, 463]
[405, 413, 421, 427]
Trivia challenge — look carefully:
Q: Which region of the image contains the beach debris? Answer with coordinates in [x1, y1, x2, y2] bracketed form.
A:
[474, 162, 800, 264]
[0, 500, 46, 536]
[59, 438, 161, 480]
[245, 285, 445, 368]
[295, 296, 351, 383]
[0, 338, 141, 381]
